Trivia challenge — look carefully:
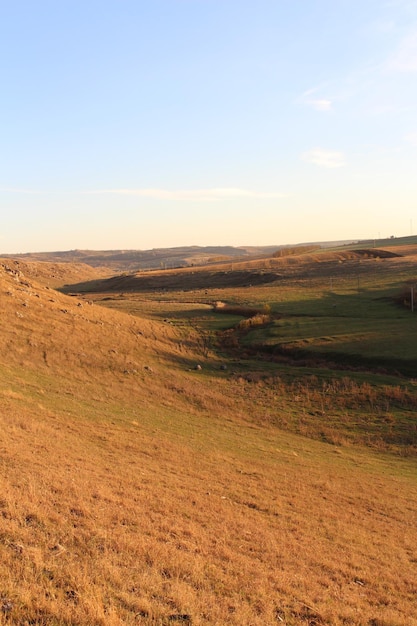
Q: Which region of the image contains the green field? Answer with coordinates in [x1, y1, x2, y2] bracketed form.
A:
[67, 247, 417, 456]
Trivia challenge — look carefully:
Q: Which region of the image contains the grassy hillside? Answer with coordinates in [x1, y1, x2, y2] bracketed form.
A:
[1, 245, 279, 273]
[1, 259, 417, 625]
[59, 246, 411, 294]
[0, 258, 111, 289]
[60, 245, 417, 451]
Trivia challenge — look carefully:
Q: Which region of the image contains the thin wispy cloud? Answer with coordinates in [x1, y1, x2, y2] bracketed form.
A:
[311, 99, 332, 111]
[91, 188, 288, 201]
[384, 0, 417, 12]
[299, 88, 333, 112]
[301, 149, 346, 168]
[386, 29, 417, 72]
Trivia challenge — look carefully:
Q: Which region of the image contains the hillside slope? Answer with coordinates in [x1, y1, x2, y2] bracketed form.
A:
[59, 247, 410, 295]
[0, 260, 186, 390]
[0, 258, 111, 289]
[1, 245, 278, 272]
[0, 261, 416, 625]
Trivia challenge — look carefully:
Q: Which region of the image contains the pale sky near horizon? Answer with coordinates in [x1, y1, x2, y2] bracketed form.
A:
[1, 0, 417, 253]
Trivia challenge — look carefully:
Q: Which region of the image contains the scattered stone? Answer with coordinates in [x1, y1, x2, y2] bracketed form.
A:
[50, 543, 66, 555]
[65, 589, 79, 603]
[194, 364, 202, 371]
[24, 513, 41, 526]
[1, 598, 13, 614]
[220, 364, 227, 370]
[9, 542, 24, 554]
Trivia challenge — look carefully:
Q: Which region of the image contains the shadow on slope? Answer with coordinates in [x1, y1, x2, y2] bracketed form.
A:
[60, 269, 281, 294]
[59, 247, 409, 296]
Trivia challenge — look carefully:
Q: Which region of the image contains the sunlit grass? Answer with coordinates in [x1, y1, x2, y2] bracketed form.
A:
[1, 359, 417, 625]
[2, 254, 417, 624]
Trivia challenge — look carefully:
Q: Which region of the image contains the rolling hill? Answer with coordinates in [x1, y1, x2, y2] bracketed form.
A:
[0, 256, 416, 625]
[0, 245, 281, 273]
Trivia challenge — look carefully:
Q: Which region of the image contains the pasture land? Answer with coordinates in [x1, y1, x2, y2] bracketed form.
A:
[69, 246, 417, 453]
[1, 249, 417, 625]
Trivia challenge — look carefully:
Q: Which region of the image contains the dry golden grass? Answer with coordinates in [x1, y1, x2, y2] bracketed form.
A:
[1, 384, 416, 626]
[57, 242, 417, 301]
[0, 258, 111, 289]
[0, 261, 417, 625]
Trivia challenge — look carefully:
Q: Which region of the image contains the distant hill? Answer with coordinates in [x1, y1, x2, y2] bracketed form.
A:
[59, 246, 403, 295]
[0, 245, 282, 272]
[4, 235, 417, 273]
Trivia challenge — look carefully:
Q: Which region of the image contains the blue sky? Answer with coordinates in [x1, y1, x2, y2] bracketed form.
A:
[1, 0, 417, 253]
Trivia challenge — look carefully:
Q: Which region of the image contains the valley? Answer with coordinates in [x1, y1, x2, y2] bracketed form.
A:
[1, 240, 417, 625]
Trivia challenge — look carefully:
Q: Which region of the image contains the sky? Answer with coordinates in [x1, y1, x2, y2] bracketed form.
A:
[1, 0, 417, 253]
